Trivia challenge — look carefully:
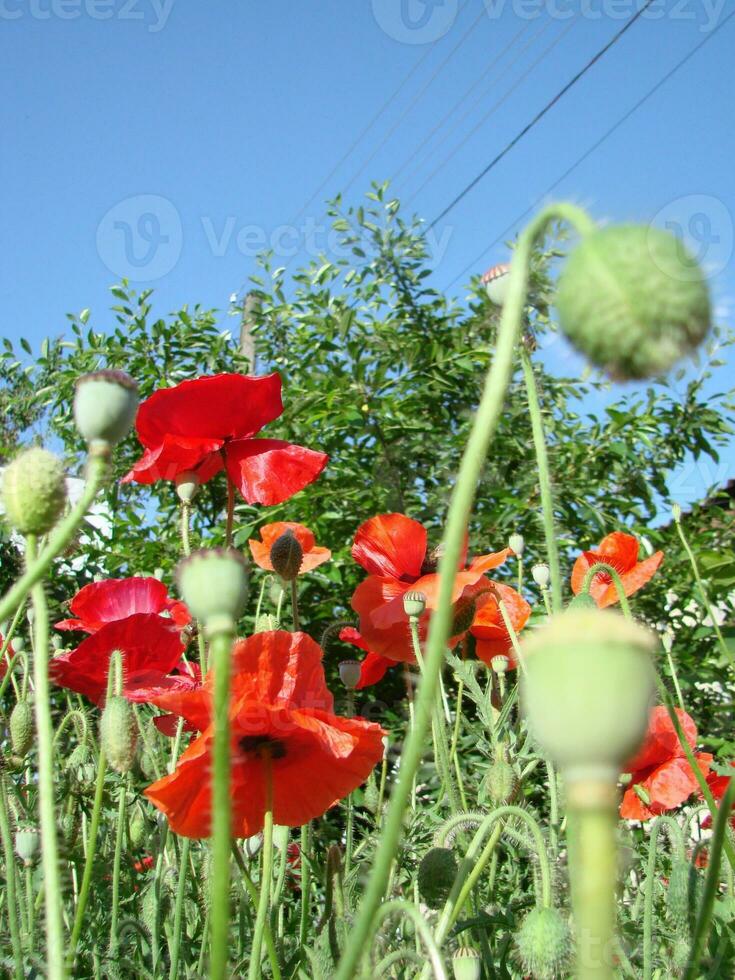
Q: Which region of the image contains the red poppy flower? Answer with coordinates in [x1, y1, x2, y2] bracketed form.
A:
[620, 707, 712, 821]
[151, 660, 203, 736]
[122, 373, 328, 505]
[55, 577, 190, 633]
[133, 856, 154, 873]
[50, 614, 185, 705]
[351, 513, 510, 664]
[571, 532, 663, 609]
[339, 627, 394, 690]
[144, 631, 385, 838]
[469, 583, 532, 669]
[0, 635, 14, 680]
[700, 762, 735, 830]
[249, 522, 331, 575]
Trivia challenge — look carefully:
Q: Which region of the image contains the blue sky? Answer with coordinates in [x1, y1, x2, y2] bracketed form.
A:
[1, 0, 733, 509]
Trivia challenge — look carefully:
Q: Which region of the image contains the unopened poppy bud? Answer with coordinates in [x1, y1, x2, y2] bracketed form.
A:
[129, 808, 147, 848]
[531, 563, 550, 589]
[14, 826, 40, 865]
[363, 776, 379, 814]
[403, 590, 426, 619]
[11, 636, 25, 653]
[339, 660, 361, 691]
[661, 628, 674, 654]
[481, 262, 511, 306]
[666, 858, 691, 931]
[100, 695, 137, 774]
[2, 448, 67, 536]
[452, 947, 481, 980]
[243, 833, 263, 859]
[672, 502, 682, 523]
[175, 470, 200, 504]
[515, 906, 571, 979]
[555, 224, 711, 380]
[508, 533, 524, 556]
[73, 369, 138, 448]
[633, 784, 651, 806]
[176, 548, 248, 633]
[9, 700, 34, 757]
[26, 608, 35, 625]
[485, 758, 518, 804]
[417, 847, 458, 910]
[269, 530, 303, 581]
[521, 610, 656, 783]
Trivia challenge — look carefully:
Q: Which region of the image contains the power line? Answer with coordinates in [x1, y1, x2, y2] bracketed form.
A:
[441, 7, 735, 294]
[427, 0, 654, 231]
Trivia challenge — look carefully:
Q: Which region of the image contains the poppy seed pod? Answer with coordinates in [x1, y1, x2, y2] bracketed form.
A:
[9, 700, 34, 758]
[269, 529, 303, 581]
[531, 563, 550, 589]
[521, 610, 656, 783]
[481, 262, 511, 306]
[418, 846, 458, 910]
[1, 447, 67, 536]
[73, 369, 139, 447]
[175, 470, 200, 504]
[515, 906, 571, 980]
[452, 947, 481, 980]
[14, 826, 40, 865]
[339, 660, 361, 691]
[555, 225, 711, 381]
[508, 533, 525, 556]
[176, 548, 248, 633]
[100, 695, 137, 774]
[403, 590, 426, 619]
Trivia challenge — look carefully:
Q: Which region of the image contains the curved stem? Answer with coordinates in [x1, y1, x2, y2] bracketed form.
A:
[248, 754, 274, 980]
[581, 563, 633, 619]
[0, 451, 108, 623]
[0, 771, 24, 979]
[369, 900, 448, 980]
[334, 201, 597, 980]
[209, 628, 235, 980]
[27, 536, 66, 980]
[519, 346, 562, 612]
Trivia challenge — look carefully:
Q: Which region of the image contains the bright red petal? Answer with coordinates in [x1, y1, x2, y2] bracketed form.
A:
[351, 575, 408, 627]
[648, 753, 712, 810]
[620, 785, 655, 821]
[596, 532, 640, 571]
[351, 514, 427, 579]
[625, 706, 697, 772]
[122, 435, 224, 485]
[358, 652, 395, 688]
[466, 549, 512, 576]
[230, 632, 334, 713]
[56, 577, 187, 633]
[224, 439, 327, 506]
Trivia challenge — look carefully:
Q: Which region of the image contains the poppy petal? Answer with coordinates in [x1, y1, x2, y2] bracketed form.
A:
[249, 522, 330, 574]
[224, 439, 328, 506]
[55, 577, 189, 633]
[596, 532, 641, 570]
[122, 435, 224, 485]
[351, 514, 427, 579]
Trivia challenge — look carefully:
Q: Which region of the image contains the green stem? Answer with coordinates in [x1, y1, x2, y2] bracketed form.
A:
[180, 502, 192, 557]
[210, 629, 235, 980]
[109, 776, 128, 958]
[0, 771, 24, 979]
[581, 563, 633, 619]
[520, 347, 562, 612]
[298, 822, 312, 948]
[642, 816, 686, 980]
[334, 201, 597, 980]
[168, 836, 191, 980]
[270, 826, 290, 938]
[0, 601, 28, 701]
[368, 900, 448, 980]
[290, 578, 300, 631]
[674, 512, 733, 668]
[225, 477, 235, 549]
[232, 843, 282, 980]
[26, 536, 66, 980]
[248, 754, 274, 980]
[0, 452, 108, 623]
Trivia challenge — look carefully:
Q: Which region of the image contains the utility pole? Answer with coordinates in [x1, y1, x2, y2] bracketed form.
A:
[239, 292, 259, 373]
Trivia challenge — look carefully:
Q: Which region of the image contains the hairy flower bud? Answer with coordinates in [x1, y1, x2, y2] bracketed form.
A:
[100, 695, 137, 774]
[556, 225, 711, 380]
[176, 548, 248, 632]
[339, 660, 361, 691]
[269, 529, 303, 581]
[403, 590, 426, 619]
[9, 700, 34, 757]
[485, 758, 519, 804]
[418, 847, 458, 910]
[2, 448, 67, 536]
[175, 470, 200, 504]
[515, 906, 571, 979]
[73, 369, 139, 448]
[531, 563, 550, 589]
[666, 858, 692, 932]
[508, 533, 525, 556]
[521, 610, 656, 782]
[452, 946, 481, 980]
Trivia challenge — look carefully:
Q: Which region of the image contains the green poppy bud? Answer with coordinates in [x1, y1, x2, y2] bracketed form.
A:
[555, 225, 711, 381]
[175, 470, 200, 504]
[531, 563, 550, 589]
[452, 946, 481, 980]
[338, 660, 361, 691]
[451, 595, 476, 636]
[567, 592, 598, 611]
[521, 610, 656, 783]
[362, 775, 379, 814]
[129, 807, 147, 848]
[73, 369, 139, 448]
[2, 447, 67, 536]
[100, 695, 137, 774]
[666, 858, 692, 932]
[9, 700, 34, 757]
[418, 847, 458, 910]
[508, 532, 525, 556]
[485, 758, 519, 804]
[403, 590, 426, 619]
[515, 906, 571, 980]
[176, 548, 248, 633]
[14, 826, 40, 865]
[269, 529, 303, 581]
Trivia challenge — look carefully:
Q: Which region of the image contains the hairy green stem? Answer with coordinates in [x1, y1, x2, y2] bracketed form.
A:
[248, 755, 274, 980]
[168, 835, 191, 980]
[290, 578, 300, 631]
[368, 900, 448, 980]
[210, 628, 235, 980]
[231, 844, 282, 980]
[0, 771, 24, 979]
[298, 822, 312, 948]
[109, 776, 128, 958]
[642, 816, 686, 980]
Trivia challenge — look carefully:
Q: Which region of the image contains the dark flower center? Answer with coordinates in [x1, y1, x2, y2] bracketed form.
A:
[239, 734, 286, 759]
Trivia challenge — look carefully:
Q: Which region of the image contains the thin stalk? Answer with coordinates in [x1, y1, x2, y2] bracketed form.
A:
[369, 900, 448, 980]
[231, 843, 282, 980]
[210, 628, 235, 980]
[642, 816, 686, 980]
[334, 201, 598, 980]
[248, 754, 274, 980]
[298, 822, 312, 947]
[519, 347, 562, 612]
[180, 501, 192, 556]
[26, 536, 66, 980]
[0, 601, 28, 701]
[168, 836, 191, 980]
[270, 826, 290, 938]
[109, 776, 128, 958]
[225, 477, 235, 549]
[0, 771, 24, 979]
[290, 578, 300, 631]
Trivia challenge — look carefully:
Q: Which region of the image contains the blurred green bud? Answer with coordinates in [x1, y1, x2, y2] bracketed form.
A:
[73, 369, 138, 448]
[175, 470, 200, 504]
[521, 610, 656, 783]
[418, 847, 458, 910]
[452, 946, 481, 980]
[338, 660, 361, 691]
[129, 807, 147, 848]
[508, 533, 525, 556]
[270, 529, 303, 581]
[100, 696, 137, 774]
[515, 906, 571, 980]
[556, 225, 711, 381]
[9, 700, 34, 757]
[403, 590, 426, 619]
[176, 548, 248, 633]
[2, 448, 67, 536]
